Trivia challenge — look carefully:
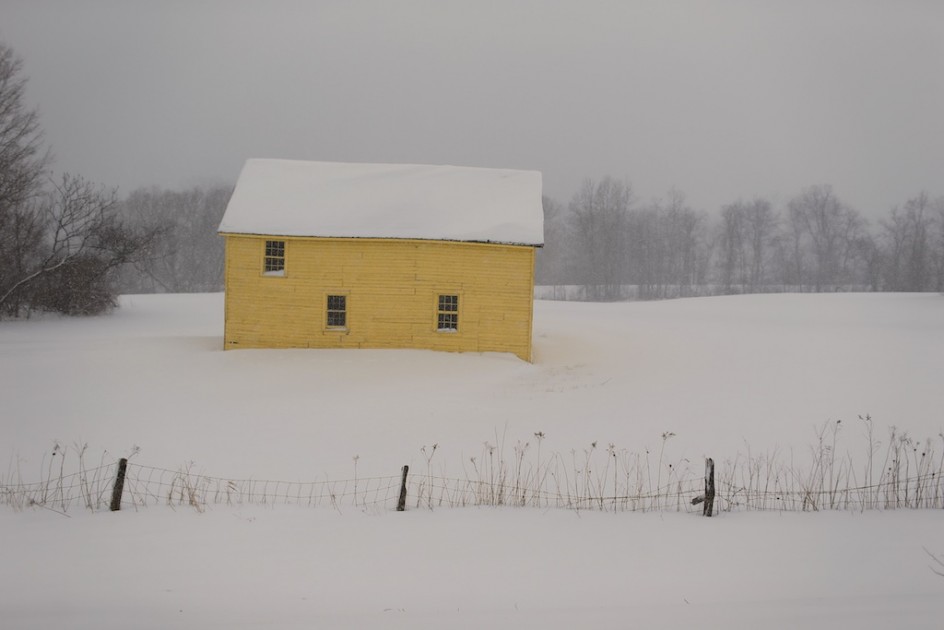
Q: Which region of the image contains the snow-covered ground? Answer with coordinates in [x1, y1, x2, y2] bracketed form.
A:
[2, 292, 943, 628]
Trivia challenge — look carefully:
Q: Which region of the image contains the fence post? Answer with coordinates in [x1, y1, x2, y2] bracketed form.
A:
[397, 465, 409, 512]
[110, 458, 128, 512]
[703, 457, 715, 517]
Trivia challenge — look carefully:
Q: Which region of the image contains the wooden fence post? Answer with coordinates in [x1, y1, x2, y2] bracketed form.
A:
[110, 458, 128, 512]
[703, 457, 715, 517]
[397, 465, 409, 512]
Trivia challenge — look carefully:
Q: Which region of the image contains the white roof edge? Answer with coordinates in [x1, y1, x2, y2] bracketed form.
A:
[218, 159, 545, 246]
[216, 231, 544, 248]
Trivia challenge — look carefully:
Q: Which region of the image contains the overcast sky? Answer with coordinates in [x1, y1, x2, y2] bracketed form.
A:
[1, 0, 942, 218]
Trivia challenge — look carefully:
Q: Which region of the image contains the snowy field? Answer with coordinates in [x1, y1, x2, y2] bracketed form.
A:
[2, 292, 944, 628]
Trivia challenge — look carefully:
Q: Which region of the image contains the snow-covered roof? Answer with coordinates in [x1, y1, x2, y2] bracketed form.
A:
[218, 159, 544, 246]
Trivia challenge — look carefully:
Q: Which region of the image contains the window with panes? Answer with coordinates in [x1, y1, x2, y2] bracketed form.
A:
[326, 295, 347, 328]
[437, 294, 459, 332]
[263, 240, 285, 274]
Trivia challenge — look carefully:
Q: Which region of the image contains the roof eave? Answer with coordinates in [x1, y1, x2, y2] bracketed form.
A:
[217, 231, 544, 248]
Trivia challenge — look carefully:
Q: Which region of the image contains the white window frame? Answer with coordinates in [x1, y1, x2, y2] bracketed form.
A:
[325, 293, 348, 330]
[263, 240, 286, 276]
[436, 293, 459, 333]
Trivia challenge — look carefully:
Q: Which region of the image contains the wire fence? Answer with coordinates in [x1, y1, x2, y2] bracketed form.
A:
[407, 471, 944, 513]
[0, 461, 118, 513]
[3, 457, 942, 515]
[4, 423, 943, 514]
[122, 464, 403, 512]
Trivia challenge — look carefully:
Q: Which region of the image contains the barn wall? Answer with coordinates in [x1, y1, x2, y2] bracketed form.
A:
[222, 235, 535, 361]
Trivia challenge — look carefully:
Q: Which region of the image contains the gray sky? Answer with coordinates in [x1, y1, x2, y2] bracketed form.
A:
[1, 0, 942, 218]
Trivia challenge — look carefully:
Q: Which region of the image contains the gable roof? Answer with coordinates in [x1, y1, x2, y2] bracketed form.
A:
[218, 159, 544, 246]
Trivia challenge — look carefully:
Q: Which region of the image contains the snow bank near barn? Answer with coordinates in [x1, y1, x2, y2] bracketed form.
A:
[2, 292, 941, 480]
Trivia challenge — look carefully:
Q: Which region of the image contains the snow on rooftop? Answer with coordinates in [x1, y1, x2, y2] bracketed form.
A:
[218, 159, 544, 246]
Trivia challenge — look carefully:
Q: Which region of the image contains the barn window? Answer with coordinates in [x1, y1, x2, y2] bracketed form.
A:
[263, 240, 285, 275]
[326, 295, 347, 328]
[437, 294, 459, 332]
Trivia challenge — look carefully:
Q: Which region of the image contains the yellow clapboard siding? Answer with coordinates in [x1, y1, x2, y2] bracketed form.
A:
[222, 235, 535, 361]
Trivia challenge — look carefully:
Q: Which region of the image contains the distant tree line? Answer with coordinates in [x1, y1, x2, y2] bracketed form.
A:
[115, 185, 230, 294]
[114, 178, 944, 302]
[537, 177, 944, 300]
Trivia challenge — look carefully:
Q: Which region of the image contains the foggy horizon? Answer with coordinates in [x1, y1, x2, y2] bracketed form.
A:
[1, 0, 942, 217]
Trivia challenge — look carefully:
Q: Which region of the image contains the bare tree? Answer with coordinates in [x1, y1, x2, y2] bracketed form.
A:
[0, 43, 48, 210]
[786, 185, 865, 290]
[854, 232, 884, 292]
[743, 198, 777, 289]
[0, 174, 153, 315]
[659, 190, 707, 296]
[621, 191, 709, 299]
[0, 41, 51, 315]
[880, 193, 935, 291]
[625, 204, 663, 298]
[718, 197, 777, 292]
[933, 197, 944, 291]
[718, 201, 747, 291]
[117, 184, 231, 293]
[569, 177, 632, 300]
[0, 40, 160, 316]
[534, 195, 571, 286]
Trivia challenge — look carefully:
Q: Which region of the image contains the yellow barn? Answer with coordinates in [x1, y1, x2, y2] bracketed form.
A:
[218, 159, 544, 361]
